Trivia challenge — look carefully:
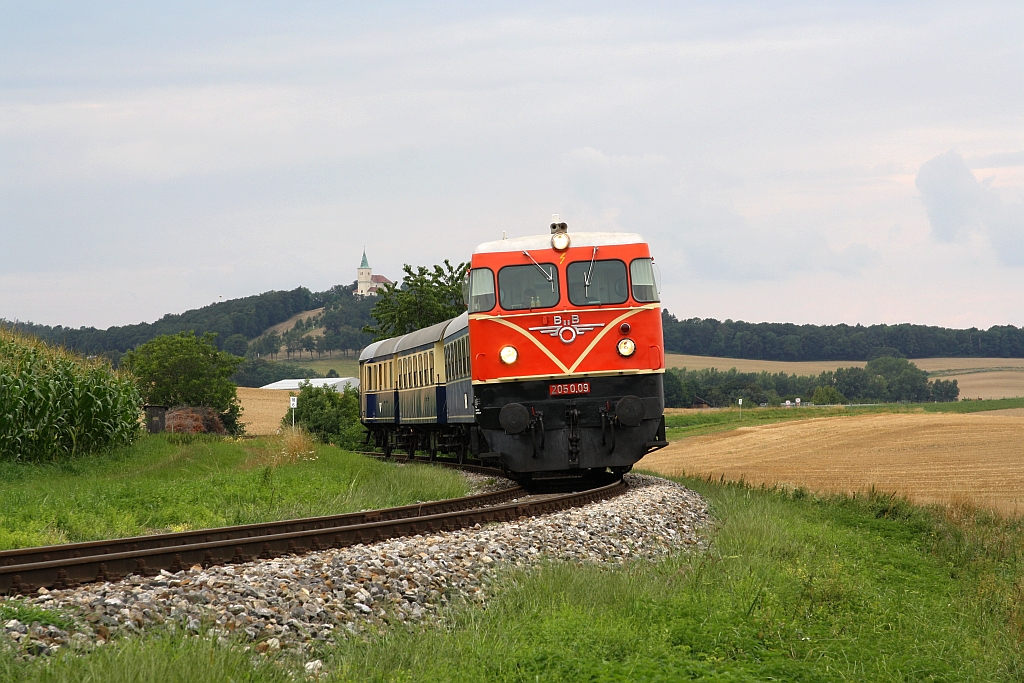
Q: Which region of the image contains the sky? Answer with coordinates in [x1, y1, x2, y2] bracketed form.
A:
[2, 1, 1023, 330]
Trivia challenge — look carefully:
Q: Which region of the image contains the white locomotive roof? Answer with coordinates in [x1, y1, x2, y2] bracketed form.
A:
[474, 231, 645, 254]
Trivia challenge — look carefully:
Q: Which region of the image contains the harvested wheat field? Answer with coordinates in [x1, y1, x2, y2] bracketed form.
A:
[238, 387, 293, 435]
[939, 371, 1024, 400]
[640, 412, 1024, 514]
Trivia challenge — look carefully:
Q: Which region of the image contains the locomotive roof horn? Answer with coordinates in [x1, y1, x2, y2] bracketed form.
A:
[550, 214, 568, 234]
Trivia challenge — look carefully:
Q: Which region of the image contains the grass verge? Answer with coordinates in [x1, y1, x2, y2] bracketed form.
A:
[6, 476, 1024, 681]
[666, 397, 1024, 440]
[0, 433, 469, 550]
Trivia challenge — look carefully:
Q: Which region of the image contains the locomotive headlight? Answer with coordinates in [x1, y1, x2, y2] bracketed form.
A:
[499, 345, 519, 364]
[616, 338, 636, 357]
[550, 232, 571, 251]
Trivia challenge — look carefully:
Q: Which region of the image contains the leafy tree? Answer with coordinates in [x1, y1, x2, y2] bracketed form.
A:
[284, 329, 303, 358]
[121, 331, 244, 433]
[811, 385, 846, 405]
[365, 260, 469, 340]
[222, 333, 249, 357]
[663, 369, 686, 408]
[284, 383, 365, 449]
[929, 378, 960, 402]
[254, 331, 282, 359]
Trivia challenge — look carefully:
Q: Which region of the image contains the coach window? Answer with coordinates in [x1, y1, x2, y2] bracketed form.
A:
[567, 258, 628, 306]
[498, 263, 559, 310]
[467, 268, 496, 313]
[630, 258, 661, 303]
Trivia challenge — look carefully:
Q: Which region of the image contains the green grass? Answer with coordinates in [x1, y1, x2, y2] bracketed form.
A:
[920, 396, 1024, 413]
[7, 477, 1024, 681]
[0, 434, 469, 550]
[666, 398, 1024, 441]
[1, 630, 295, 683]
[268, 356, 360, 378]
[0, 600, 75, 631]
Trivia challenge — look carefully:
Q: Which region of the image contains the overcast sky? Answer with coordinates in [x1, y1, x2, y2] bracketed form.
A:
[2, 2, 1023, 330]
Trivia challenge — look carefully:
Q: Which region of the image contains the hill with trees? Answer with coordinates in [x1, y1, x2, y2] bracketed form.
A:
[2, 284, 377, 365]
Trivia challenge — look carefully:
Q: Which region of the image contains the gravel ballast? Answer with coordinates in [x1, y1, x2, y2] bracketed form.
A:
[1, 473, 708, 659]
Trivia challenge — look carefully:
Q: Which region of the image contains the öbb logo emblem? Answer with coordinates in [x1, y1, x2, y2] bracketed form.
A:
[528, 315, 605, 344]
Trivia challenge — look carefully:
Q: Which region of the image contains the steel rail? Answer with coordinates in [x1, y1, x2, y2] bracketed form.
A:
[352, 451, 505, 477]
[2, 479, 626, 596]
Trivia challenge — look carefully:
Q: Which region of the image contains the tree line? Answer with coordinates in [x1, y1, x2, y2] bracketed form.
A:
[663, 357, 960, 408]
[662, 312, 1024, 361]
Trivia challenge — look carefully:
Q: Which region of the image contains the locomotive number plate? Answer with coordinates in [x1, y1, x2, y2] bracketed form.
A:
[549, 382, 591, 396]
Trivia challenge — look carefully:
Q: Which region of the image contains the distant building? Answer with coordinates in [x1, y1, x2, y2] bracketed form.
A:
[356, 249, 393, 296]
[260, 377, 359, 391]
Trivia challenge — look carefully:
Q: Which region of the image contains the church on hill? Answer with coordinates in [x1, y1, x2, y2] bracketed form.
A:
[356, 249, 393, 296]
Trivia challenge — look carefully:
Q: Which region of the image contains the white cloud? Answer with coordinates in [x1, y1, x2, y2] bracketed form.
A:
[917, 150, 1024, 264]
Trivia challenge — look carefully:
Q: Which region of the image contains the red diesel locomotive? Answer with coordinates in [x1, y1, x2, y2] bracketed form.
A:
[359, 219, 668, 481]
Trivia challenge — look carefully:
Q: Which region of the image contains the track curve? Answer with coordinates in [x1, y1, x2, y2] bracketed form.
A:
[2, 479, 626, 596]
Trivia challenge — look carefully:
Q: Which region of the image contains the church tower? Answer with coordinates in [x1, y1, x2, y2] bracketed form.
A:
[356, 249, 372, 296]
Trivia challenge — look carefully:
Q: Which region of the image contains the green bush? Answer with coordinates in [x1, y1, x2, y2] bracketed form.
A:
[284, 383, 366, 450]
[121, 331, 243, 434]
[811, 385, 846, 405]
[0, 327, 141, 462]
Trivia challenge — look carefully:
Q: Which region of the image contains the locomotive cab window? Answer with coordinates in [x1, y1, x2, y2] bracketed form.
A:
[498, 263, 559, 310]
[567, 258, 628, 306]
[466, 268, 496, 313]
[630, 258, 661, 303]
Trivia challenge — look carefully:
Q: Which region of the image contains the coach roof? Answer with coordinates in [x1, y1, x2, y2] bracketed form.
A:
[359, 335, 405, 362]
[395, 318, 453, 354]
[474, 231, 645, 254]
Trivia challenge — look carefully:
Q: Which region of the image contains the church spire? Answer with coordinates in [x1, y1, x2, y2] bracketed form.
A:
[359, 248, 369, 269]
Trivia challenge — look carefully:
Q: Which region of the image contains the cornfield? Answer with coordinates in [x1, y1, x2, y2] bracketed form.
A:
[0, 327, 142, 461]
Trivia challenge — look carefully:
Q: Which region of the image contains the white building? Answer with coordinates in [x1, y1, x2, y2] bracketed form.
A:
[260, 377, 359, 391]
[356, 249, 393, 296]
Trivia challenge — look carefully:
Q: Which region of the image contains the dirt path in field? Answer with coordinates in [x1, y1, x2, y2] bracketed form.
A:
[639, 412, 1024, 514]
[238, 387, 293, 435]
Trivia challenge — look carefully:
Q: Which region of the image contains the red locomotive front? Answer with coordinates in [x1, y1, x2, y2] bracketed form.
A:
[465, 221, 667, 480]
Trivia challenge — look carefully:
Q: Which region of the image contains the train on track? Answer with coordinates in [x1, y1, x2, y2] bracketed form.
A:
[359, 219, 668, 484]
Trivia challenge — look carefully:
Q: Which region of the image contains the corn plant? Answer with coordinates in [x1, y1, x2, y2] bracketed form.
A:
[0, 327, 142, 462]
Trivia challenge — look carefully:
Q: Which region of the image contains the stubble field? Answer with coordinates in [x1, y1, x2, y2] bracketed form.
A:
[640, 411, 1024, 515]
[237, 387, 292, 435]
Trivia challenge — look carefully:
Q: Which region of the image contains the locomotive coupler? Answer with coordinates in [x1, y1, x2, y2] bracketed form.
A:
[565, 400, 581, 466]
[529, 408, 545, 458]
[599, 403, 616, 453]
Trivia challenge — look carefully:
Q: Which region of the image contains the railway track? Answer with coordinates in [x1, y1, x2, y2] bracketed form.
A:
[2, 478, 626, 596]
[352, 451, 505, 477]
